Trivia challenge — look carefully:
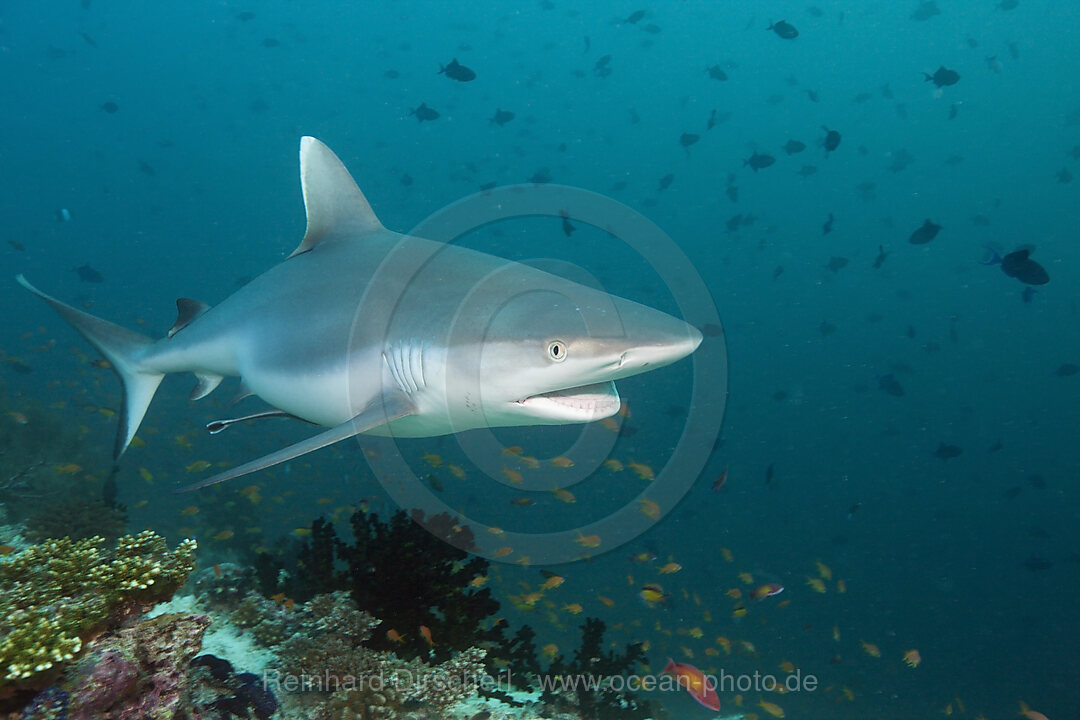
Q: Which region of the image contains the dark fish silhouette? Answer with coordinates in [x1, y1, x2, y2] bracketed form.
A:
[490, 108, 515, 126]
[1056, 363, 1078, 377]
[872, 245, 889, 269]
[706, 64, 728, 81]
[680, 133, 700, 152]
[100, 101, 119, 114]
[707, 109, 730, 130]
[924, 66, 960, 87]
[783, 140, 806, 155]
[1022, 555, 1051, 572]
[821, 126, 842, 152]
[439, 58, 475, 82]
[9, 240, 26, 252]
[908, 219, 941, 244]
[998, 0, 1019, 9]
[74, 264, 104, 283]
[910, 1, 940, 21]
[529, 168, 552, 184]
[400, 173, 413, 186]
[767, 20, 798, 39]
[826, 256, 848, 272]
[262, 38, 280, 48]
[934, 443, 963, 459]
[797, 165, 818, 177]
[822, 213, 835, 235]
[624, 9, 646, 24]
[560, 211, 576, 237]
[878, 374, 905, 396]
[410, 103, 439, 122]
[1000, 249, 1050, 285]
[819, 320, 837, 336]
[384, 69, 400, 79]
[744, 152, 775, 171]
[594, 54, 612, 77]
[658, 173, 674, 191]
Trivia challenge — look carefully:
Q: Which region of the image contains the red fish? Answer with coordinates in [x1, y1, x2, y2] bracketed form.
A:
[662, 658, 721, 711]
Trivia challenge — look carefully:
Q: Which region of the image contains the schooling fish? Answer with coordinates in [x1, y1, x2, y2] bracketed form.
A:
[981, 246, 1050, 285]
[409, 102, 440, 122]
[744, 151, 775, 172]
[821, 126, 842, 152]
[783, 139, 806, 155]
[907, 219, 941, 245]
[924, 66, 960, 87]
[438, 58, 476, 82]
[767, 20, 799, 39]
[490, 108, 515, 126]
[74, 264, 104, 283]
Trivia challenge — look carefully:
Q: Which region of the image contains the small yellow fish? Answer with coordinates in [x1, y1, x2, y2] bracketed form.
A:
[861, 641, 881, 658]
[448, 464, 466, 479]
[738, 571, 754, 585]
[97, 407, 116, 419]
[518, 455, 540, 469]
[832, 625, 841, 642]
[291, 527, 312, 537]
[836, 578, 847, 593]
[815, 559, 833, 580]
[501, 467, 524, 484]
[574, 533, 601, 548]
[7, 411, 29, 425]
[174, 435, 192, 448]
[638, 498, 660, 520]
[627, 461, 655, 480]
[540, 575, 565, 590]
[138, 467, 154, 483]
[186, 460, 212, 473]
[805, 577, 827, 593]
[563, 603, 583, 614]
[502, 445, 523, 456]
[129, 436, 146, 448]
[716, 636, 732, 654]
[470, 575, 490, 588]
[550, 456, 574, 468]
[902, 649, 921, 668]
[551, 488, 576, 503]
[657, 562, 682, 575]
[179, 505, 200, 516]
[779, 660, 795, 674]
[687, 626, 703, 639]
[55, 463, 82, 475]
[721, 547, 734, 562]
[541, 643, 559, 661]
[421, 452, 443, 467]
[597, 595, 615, 607]
[493, 546, 514, 558]
[758, 699, 785, 718]
[603, 458, 624, 472]
[213, 530, 235, 541]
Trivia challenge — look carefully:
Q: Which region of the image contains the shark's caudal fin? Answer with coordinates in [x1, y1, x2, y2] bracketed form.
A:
[17, 275, 163, 459]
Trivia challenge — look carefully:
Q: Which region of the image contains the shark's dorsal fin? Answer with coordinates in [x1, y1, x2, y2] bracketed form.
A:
[169, 298, 211, 338]
[290, 137, 383, 258]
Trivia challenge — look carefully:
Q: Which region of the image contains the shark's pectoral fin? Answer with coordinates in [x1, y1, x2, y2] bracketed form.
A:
[174, 393, 415, 493]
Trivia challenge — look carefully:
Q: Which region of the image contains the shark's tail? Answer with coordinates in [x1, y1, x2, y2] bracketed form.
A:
[17, 275, 163, 459]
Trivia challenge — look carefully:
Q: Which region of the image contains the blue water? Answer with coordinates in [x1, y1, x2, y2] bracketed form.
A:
[2, 1, 1077, 718]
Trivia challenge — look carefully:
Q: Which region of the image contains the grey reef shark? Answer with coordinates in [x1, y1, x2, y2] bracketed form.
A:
[19, 138, 702, 492]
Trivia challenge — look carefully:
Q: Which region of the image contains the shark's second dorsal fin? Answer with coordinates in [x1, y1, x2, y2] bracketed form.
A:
[169, 298, 211, 338]
[290, 137, 383, 258]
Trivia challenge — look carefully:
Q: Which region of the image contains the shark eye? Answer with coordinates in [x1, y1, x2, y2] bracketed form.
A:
[547, 340, 567, 362]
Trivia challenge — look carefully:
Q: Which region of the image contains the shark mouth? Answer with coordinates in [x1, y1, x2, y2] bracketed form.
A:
[515, 381, 621, 422]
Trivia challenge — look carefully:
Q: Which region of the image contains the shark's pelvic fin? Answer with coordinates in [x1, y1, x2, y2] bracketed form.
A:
[190, 373, 224, 401]
[16, 275, 163, 459]
[174, 392, 416, 492]
[289, 136, 384, 258]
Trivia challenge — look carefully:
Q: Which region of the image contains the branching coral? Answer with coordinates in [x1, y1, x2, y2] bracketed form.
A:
[0, 531, 197, 693]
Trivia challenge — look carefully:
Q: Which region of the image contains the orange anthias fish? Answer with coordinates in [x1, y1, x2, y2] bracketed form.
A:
[662, 659, 721, 712]
[902, 649, 921, 668]
[711, 465, 729, 491]
[1019, 701, 1050, 720]
[749, 583, 784, 601]
[419, 625, 434, 647]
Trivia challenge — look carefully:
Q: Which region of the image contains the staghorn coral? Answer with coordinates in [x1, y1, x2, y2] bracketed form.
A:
[0, 531, 197, 694]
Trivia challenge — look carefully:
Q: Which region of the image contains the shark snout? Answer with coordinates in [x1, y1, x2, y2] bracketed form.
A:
[612, 321, 702, 376]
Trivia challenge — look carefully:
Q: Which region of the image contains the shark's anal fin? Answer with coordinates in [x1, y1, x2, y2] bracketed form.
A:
[289, 137, 384, 257]
[190, 373, 224, 401]
[174, 393, 415, 492]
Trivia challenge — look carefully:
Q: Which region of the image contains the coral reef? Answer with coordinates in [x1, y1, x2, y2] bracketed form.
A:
[63, 613, 209, 720]
[542, 617, 657, 720]
[189, 654, 278, 719]
[0, 531, 197, 695]
[256, 509, 504, 663]
[23, 494, 126, 543]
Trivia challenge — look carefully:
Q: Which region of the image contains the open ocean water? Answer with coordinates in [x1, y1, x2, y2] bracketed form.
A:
[1, 1, 1077, 719]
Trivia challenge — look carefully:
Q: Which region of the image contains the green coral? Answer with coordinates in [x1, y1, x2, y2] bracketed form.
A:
[0, 530, 197, 689]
